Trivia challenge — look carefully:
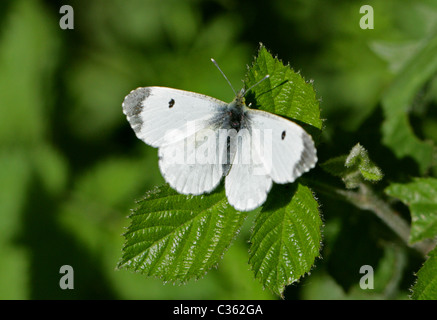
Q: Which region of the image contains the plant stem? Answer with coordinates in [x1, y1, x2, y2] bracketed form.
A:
[308, 179, 434, 256]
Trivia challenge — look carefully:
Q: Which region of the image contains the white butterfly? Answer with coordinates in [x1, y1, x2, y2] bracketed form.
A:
[122, 59, 317, 211]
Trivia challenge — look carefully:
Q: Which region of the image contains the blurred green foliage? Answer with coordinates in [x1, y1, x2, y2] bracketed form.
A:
[0, 0, 436, 299]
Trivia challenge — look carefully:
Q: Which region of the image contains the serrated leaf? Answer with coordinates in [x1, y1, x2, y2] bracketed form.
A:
[118, 184, 248, 282]
[245, 44, 323, 132]
[244, 46, 323, 296]
[411, 246, 437, 300]
[385, 178, 437, 243]
[249, 184, 322, 296]
[321, 143, 383, 189]
[381, 31, 437, 174]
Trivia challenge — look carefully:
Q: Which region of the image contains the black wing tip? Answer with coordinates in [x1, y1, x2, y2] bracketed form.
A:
[122, 87, 152, 134]
[122, 87, 151, 115]
[290, 132, 318, 179]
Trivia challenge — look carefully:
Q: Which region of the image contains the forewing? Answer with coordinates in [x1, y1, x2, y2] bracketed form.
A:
[123, 86, 229, 195]
[122, 86, 227, 147]
[248, 109, 317, 184]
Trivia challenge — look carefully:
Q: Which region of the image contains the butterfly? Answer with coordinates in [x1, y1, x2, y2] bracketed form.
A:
[122, 59, 317, 211]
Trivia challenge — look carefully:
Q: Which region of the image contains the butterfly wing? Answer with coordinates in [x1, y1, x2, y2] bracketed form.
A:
[225, 109, 317, 211]
[225, 127, 273, 211]
[123, 86, 228, 147]
[248, 109, 317, 184]
[123, 86, 229, 194]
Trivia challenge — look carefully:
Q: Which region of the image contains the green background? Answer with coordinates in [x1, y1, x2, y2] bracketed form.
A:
[0, 0, 436, 299]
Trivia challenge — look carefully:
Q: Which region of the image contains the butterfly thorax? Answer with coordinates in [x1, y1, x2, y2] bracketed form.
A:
[226, 91, 248, 131]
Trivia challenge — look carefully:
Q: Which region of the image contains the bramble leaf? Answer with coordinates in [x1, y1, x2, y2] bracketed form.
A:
[385, 178, 437, 244]
[244, 45, 323, 296]
[118, 185, 248, 282]
[245, 44, 323, 132]
[321, 143, 383, 189]
[249, 184, 322, 297]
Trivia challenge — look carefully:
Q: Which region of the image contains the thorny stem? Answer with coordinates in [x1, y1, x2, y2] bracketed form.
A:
[309, 180, 435, 256]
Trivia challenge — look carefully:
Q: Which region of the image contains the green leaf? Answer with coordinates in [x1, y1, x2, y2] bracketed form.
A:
[345, 144, 383, 182]
[321, 143, 383, 189]
[385, 178, 437, 243]
[245, 44, 323, 132]
[411, 246, 437, 300]
[249, 184, 322, 296]
[381, 31, 437, 174]
[244, 45, 323, 296]
[117, 185, 248, 282]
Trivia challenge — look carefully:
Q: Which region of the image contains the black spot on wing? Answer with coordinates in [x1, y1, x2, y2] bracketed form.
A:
[169, 98, 175, 108]
[281, 130, 286, 140]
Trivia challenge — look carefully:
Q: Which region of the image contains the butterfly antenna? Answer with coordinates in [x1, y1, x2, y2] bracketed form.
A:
[243, 74, 270, 97]
[211, 58, 237, 96]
